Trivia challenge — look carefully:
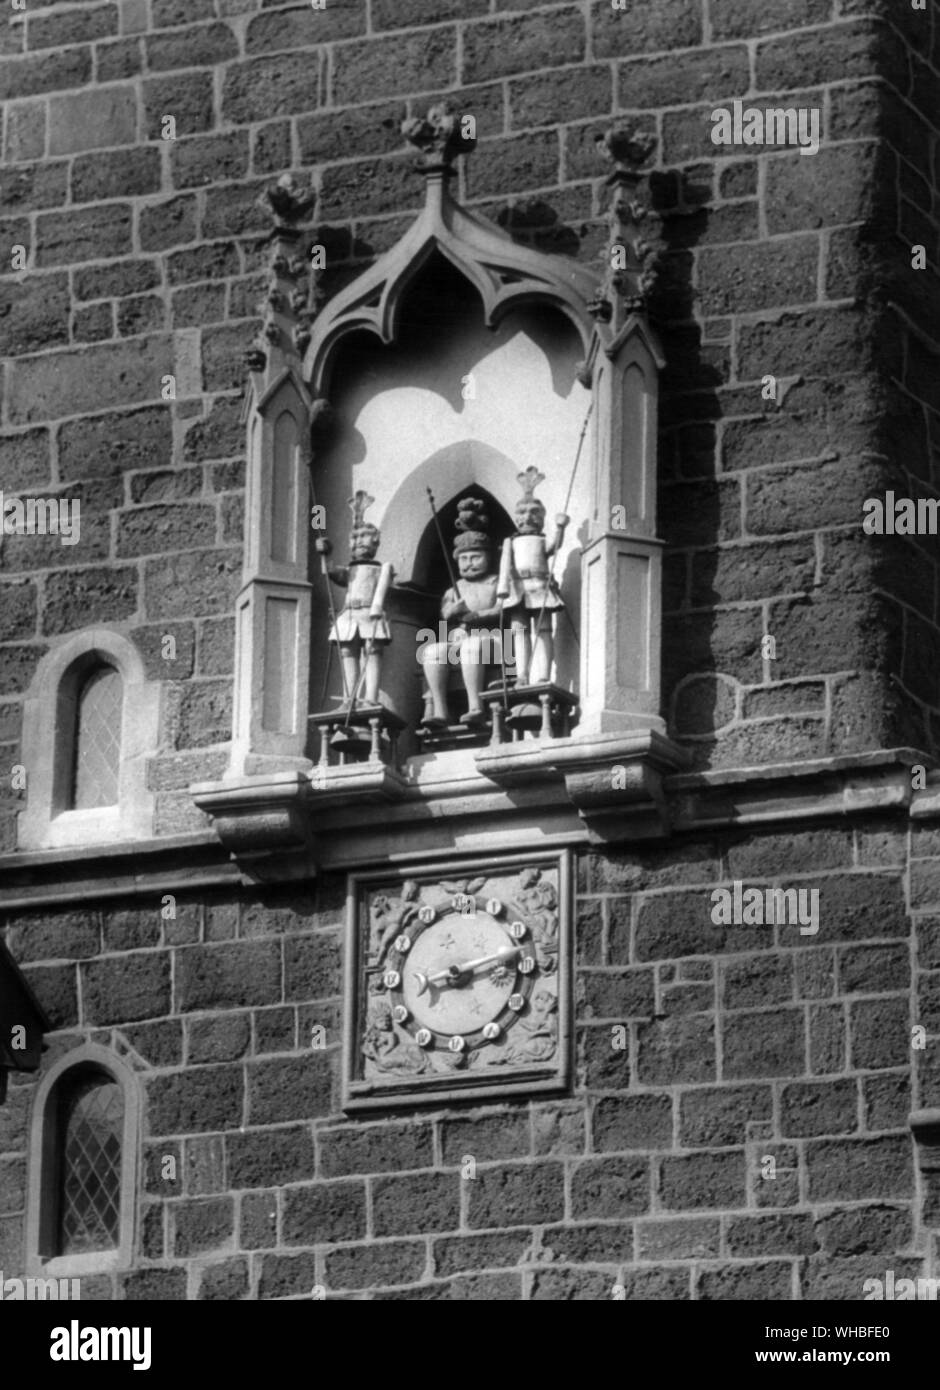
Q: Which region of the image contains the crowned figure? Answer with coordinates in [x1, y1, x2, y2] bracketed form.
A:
[315, 491, 394, 708]
[497, 467, 569, 686]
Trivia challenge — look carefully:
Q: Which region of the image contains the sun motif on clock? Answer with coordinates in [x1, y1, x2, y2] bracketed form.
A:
[344, 855, 570, 1109]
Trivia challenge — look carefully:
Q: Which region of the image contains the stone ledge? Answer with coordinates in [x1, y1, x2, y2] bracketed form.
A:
[3, 747, 940, 905]
[669, 748, 930, 832]
[476, 727, 689, 844]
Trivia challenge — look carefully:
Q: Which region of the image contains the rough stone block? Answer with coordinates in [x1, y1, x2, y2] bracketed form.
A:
[433, 1229, 532, 1277]
[35, 203, 133, 268]
[0, 48, 92, 103]
[569, 1156, 649, 1219]
[247, 4, 365, 54]
[318, 1122, 434, 1178]
[373, 1171, 461, 1238]
[806, 1136, 914, 1202]
[176, 942, 281, 1012]
[227, 1126, 313, 1189]
[780, 1079, 858, 1138]
[726, 1213, 814, 1257]
[439, 1110, 530, 1167]
[146, 23, 237, 73]
[592, 1094, 674, 1152]
[222, 54, 322, 124]
[8, 336, 174, 425]
[282, 1181, 366, 1246]
[592, 0, 702, 58]
[43, 567, 138, 635]
[245, 1054, 333, 1125]
[283, 931, 342, 1002]
[637, 1014, 717, 1086]
[143, 72, 214, 138]
[197, 1258, 249, 1300]
[723, 1008, 805, 1079]
[187, 1013, 250, 1064]
[697, 1261, 793, 1300]
[679, 1085, 773, 1147]
[849, 997, 910, 1069]
[172, 1196, 234, 1256]
[48, 86, 137, 156]
[332, 29, 455, 105]
[121, 1268, 187, 1300]
[27, 5, 118, 51]
[81, 952, 170, 1024]
[636, 1215, 720, 1260]
[325, 1240, 427, 1291]
[171, 131, 250, 190]
[0, 580, 37, 642]
[659, 1150, 745, 1211]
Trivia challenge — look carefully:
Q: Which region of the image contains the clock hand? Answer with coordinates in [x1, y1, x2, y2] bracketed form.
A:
[415, 946, 521, 993]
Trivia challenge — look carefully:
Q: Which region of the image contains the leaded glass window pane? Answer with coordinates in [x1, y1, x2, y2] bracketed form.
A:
[72, 667, 122, 810]
[57, 1073, 123, 1255]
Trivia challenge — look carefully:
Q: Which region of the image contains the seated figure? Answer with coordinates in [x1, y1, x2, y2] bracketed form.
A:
[421, 499, 504, 727]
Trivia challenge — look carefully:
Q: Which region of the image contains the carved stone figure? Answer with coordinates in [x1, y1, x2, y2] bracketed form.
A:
[491, 988, 558, 1066]
[497, 468, 569, 686]
[362, 999, 428, 1075]
[421, 499, 504, 727]
[368, 879, 419, 965]
[517, 866, 559, 972]
[315, 491, 393, 708]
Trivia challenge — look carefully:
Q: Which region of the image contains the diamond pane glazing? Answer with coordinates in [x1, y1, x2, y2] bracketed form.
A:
[72, 667, 122, 809]
[58, 1074, 123, 1255]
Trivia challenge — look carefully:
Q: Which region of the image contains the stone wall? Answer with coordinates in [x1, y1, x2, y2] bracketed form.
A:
[1, 821, 937, 1299]
[1, 0, 939, 1301]
[2, 0, 939, 827]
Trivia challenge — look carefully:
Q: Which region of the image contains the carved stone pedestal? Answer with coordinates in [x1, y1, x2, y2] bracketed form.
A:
[483, 682, 579, 746]
[417, 682, 578, 752]
[309, 704, 406, 770]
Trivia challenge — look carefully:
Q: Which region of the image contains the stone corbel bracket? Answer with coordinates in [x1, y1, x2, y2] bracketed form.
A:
[475, 729, 689, 842]
[191, 771, 314, 862]
[191, 764, 411, 868]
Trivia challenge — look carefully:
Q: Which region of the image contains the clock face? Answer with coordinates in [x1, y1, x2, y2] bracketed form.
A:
[346, 858, 569, 1109]
[392, 900, 531, 1045]
[386, 899, 534, 1051]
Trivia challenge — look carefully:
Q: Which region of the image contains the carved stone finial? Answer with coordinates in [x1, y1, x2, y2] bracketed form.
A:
[596, 127, 656, 177]
[593, 127, 661, 322]
[261, 173, 316, 225]
[402, 102, 476, 173]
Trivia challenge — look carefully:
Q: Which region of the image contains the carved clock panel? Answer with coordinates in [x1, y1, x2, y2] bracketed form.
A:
[343, 851, 571, 1110]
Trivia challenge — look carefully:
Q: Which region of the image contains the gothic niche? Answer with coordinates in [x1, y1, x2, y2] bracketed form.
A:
[196, 110, 687, 852]
[306, 254, 587, 764]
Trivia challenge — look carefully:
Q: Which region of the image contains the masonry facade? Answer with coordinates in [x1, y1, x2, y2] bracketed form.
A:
[1, 0, 939, 1301]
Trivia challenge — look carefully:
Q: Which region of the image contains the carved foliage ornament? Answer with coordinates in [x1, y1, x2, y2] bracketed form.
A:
[345, 855, 570, 1109]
